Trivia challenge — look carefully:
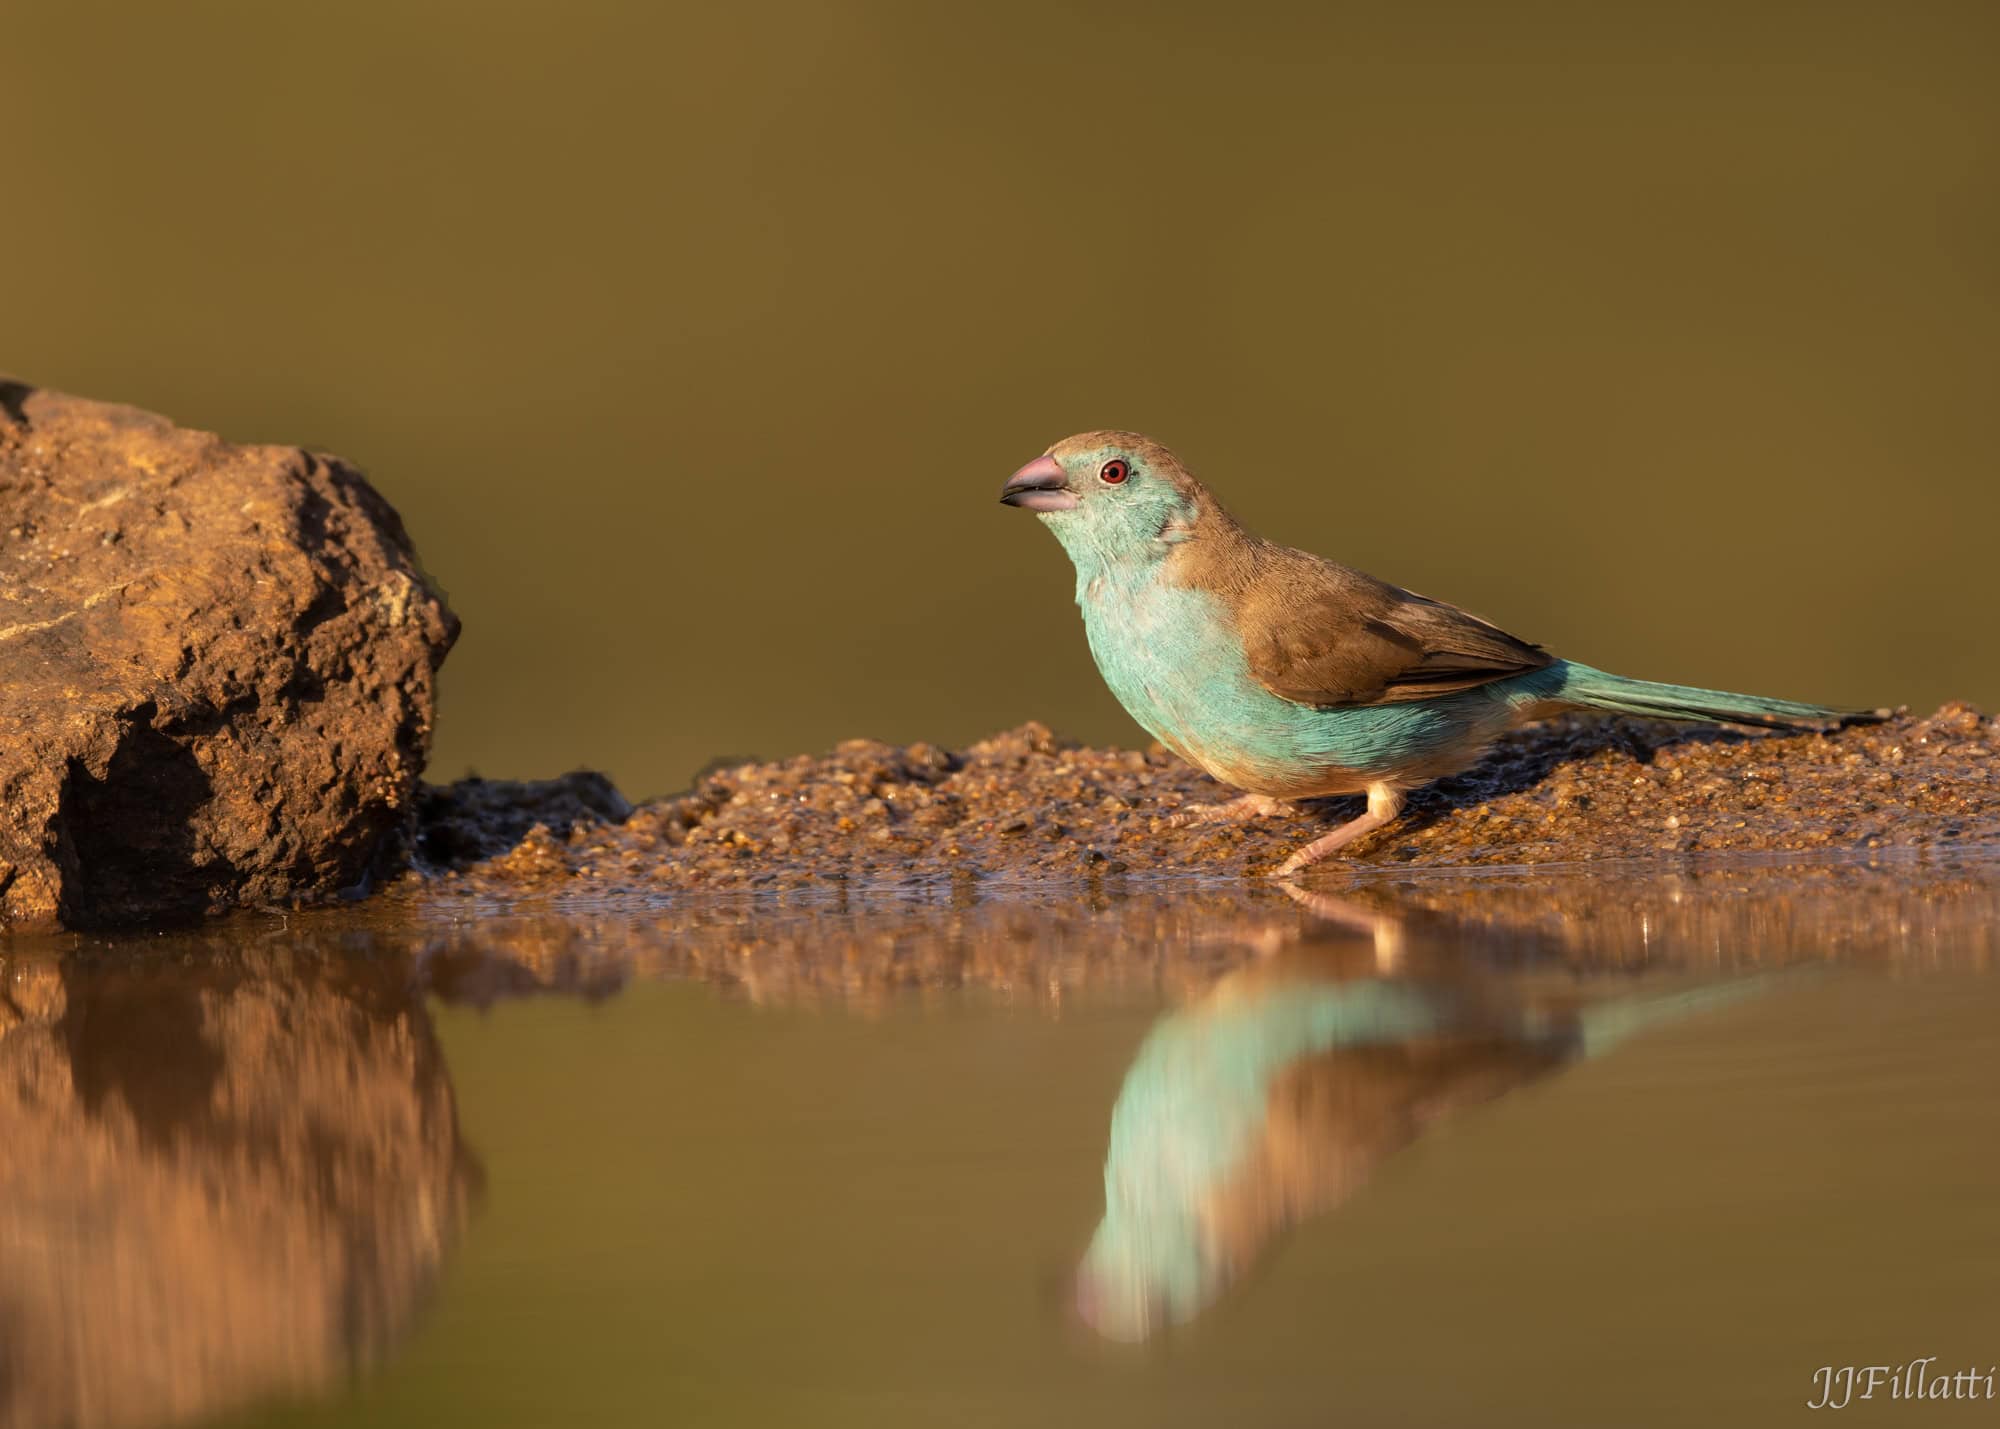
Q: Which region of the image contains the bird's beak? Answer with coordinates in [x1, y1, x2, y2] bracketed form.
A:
[999, 455, 1078, 512]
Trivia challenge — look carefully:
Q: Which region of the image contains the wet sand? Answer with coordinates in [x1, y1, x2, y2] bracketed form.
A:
[411, 704, 1998, 897]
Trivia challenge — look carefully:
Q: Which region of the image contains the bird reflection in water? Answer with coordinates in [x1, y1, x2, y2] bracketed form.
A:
[1074, 890, 1770, 1342]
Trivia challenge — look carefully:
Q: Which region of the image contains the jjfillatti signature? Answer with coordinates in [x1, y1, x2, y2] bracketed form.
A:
[1809, 1360, 1997, 1409]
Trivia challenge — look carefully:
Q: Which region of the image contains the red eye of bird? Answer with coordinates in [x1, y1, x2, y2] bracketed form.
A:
[1099, 459, 1130, 484]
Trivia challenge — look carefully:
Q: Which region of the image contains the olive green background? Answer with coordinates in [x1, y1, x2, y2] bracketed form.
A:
[6, 1, 1994, 799]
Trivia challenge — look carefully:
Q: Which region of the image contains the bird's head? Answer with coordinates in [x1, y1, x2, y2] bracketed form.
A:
[999, 431, 1217, 569]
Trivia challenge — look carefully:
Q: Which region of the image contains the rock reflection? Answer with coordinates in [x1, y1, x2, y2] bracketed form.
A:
[1074, 923, 1773, 1342]
[0, 942, 477, 1429]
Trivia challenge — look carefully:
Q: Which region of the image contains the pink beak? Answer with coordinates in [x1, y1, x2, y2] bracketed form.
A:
[999, 455, 1078, 512]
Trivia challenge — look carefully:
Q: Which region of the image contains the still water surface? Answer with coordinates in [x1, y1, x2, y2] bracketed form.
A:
[4, 852, 1997, 1428]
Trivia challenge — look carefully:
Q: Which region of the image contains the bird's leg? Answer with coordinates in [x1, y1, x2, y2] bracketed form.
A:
[1168, 792, 1292, 829]
[1270, 783, 1405, 878]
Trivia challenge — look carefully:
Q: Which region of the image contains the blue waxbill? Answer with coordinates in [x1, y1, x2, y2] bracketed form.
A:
[1000, 431, 1880, 876]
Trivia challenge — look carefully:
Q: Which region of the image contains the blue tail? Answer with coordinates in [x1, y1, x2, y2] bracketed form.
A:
[1554, 662, 1881, 732]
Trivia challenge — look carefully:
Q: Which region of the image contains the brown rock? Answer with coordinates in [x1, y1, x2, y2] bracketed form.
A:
[0, 380, 456, 929]
[413, 770, 631, 869]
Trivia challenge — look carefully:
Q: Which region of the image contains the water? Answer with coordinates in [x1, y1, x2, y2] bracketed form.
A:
[5, 852, 1998, 1428]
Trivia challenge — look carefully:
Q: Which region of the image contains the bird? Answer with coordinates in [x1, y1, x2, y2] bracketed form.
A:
[1073, 931, 1776, 1341]
[999, 431, 1880, 876]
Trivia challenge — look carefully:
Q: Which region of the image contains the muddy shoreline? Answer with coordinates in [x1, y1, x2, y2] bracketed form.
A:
[10, 383, 1992, 933]
[410, 703, 1999, 898]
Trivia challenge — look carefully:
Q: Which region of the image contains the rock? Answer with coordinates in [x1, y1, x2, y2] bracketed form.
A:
[0, 379, 456, 929]
[414, 771, 632, 870]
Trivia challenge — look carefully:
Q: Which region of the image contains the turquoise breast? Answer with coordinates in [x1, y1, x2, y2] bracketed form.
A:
[1075, 565, 1539, 796]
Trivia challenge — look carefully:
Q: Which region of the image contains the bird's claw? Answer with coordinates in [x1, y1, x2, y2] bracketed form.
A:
[1167, 793, 1290, 829]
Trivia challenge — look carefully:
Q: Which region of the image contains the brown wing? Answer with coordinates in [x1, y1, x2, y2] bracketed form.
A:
[1233, 545, 1552, 708]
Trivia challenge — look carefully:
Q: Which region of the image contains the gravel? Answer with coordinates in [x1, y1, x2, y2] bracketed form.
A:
[408, 703, 2000, 897]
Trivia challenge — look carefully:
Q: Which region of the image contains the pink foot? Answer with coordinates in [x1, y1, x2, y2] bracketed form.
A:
[1168, 793, 1292, 829]
[1269, 784, 1406, 877]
